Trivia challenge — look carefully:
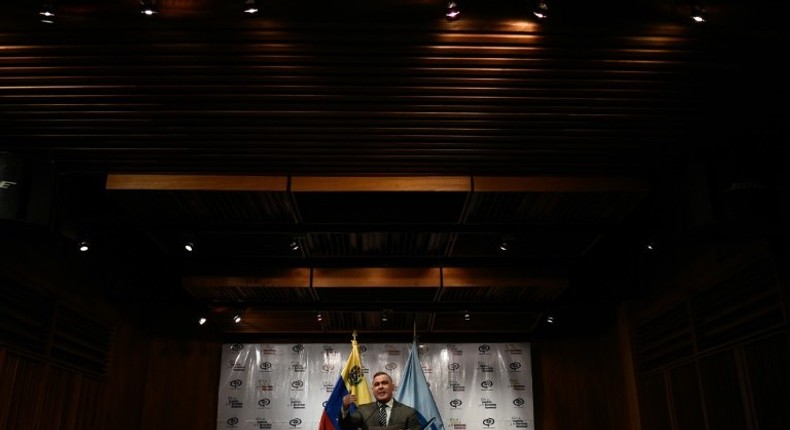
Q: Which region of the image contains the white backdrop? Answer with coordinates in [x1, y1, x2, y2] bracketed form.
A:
[216, 342, 534, 430]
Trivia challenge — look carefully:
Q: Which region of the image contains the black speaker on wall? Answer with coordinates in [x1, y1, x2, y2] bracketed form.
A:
[0, 152, 54, 226]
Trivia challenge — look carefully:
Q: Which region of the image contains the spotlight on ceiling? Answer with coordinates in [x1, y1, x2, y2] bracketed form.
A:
[445, 1, 460, 21]
[464, 311, 471, 321]
[140, 0, 159, 16]
[233, 313, 242, 324]
[533, 0, 549, 20]
[690, 4, 708, 23]
[316, 312, 323, 322]
[39, 3, 56, 24]
[184, 241, 195, 252]
[198, 316, 207, 326]
[78, 241, 90, 252]
[243, 0, 260, 15]
[290, 240, 300, 251]
[499, 241, 509, 252]
[546, 315, 555, 324]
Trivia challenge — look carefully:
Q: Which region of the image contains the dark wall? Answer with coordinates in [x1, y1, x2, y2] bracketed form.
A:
[625, 239, 790, 430]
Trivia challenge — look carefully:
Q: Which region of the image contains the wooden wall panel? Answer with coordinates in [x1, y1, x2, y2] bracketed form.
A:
[139, 338, 222, 430]
[637, 374, 672, 430]
[742, 333, 790, 430]
[668, 363, 706, 430]
[698, 351, 748, 430]
[533, 328, 632, 430]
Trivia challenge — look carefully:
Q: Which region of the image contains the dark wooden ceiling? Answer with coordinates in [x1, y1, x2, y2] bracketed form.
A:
[0, 0, 787, 342]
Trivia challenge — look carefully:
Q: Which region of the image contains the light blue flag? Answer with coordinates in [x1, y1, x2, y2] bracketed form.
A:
[396, 339, 444, 430]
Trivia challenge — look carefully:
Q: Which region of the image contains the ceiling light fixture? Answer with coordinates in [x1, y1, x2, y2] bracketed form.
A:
[316, 312, 323, 322]
[233, 313, 242, 324]
[184, 241, 195, 252]
[290, 240, 300, 251]
[140, 0, 159, 16]
[690, 4, 708, 23]
[39, 3, 56, 24]
[499, 241, 509, 252]
[464, 311, 471, 321]
[533, 0, 549, 20]
[243, 0, 260, 15]
[198, 316, 207, 325]
[546, 315, 555, 324]
[445, 1, 460, 21]
[78, 241, 90, 252]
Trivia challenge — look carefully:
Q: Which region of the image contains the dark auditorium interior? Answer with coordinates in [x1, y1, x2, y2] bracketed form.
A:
[1, 0, 788, 429]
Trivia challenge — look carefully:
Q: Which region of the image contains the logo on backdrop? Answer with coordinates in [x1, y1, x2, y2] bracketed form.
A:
[263, 345, 276, 355]
[509, 362, 522, 371]
[449, 418, 467, 429]
[258, 398, 271, 408]
[226, 417, 239, 427]
[513, 397, 525, 407]
[510, 417, 530, 428]
[359, 345, 367, 353]
[480, 380, 494, 391]
[506, 344, 523, 354]
[450, 379, 466, 391]
[509, 379, 526, 391]
[260, 362, 273, 371]
[290, 398, 306, 409]
[449, 399, 463, 408]
[448, 362, 460, 372]
[231, 344, 244, 352]
[448, 345, 464, 356]
[480, 398, 497, 409]
[482, 417, 496, 428]
[322, 364, 334, 372]
[258, 380, 274, 391]
[229, 379, 243, 389]
[256, 417, 273, 429]
[291, 380, 304, 391]
[478, 362, 494, 372]
[478, 344, 491, 354]
[292, 344, 304, 353]
[289, 418, 302, 428]
[385, 362, 397, 371]
[291, 362, 306, 372]
[227, 397, 243, 408]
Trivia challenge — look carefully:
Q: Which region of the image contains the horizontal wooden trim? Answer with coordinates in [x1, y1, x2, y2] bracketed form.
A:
[182, 267, 566, 289]
[290, 176, 471, 192]
[442, 267, 567, 289]
[312, 267, 441, 287]
[473, 176, 649, 192]
[106, 174, 645, 193]
[106, 174, 288, 191]
[182, 269, 311, 288]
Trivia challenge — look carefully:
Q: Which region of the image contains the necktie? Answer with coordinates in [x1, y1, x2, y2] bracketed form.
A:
[378, 403, 387, 426]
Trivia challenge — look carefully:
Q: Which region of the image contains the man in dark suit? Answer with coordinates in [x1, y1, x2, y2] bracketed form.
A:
[339, 371, 421, 430]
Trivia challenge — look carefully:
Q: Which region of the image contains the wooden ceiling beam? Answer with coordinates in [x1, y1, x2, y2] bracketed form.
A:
[182, 267, 565, 289]
[106, 174, 288, 191]
[107, 174, 645, 193]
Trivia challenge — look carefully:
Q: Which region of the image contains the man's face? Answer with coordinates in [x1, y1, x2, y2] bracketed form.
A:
[372, 374, 394, 403]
